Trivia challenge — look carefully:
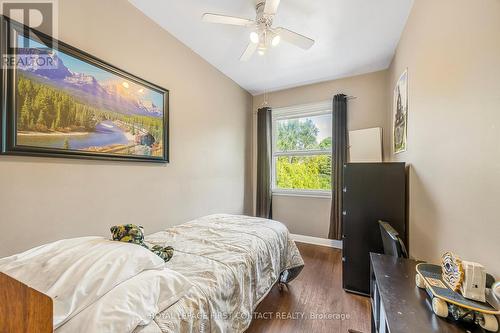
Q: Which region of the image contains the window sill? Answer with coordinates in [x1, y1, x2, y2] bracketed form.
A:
[272, 190, 332, 199]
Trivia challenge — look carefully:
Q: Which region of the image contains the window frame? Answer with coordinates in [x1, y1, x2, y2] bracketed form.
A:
[271, 101, 333, 198]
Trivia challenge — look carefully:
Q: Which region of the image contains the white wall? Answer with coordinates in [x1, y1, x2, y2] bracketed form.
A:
[0, 0, 252, 257]
[388, 0, 500, 277]
[253, 71, 390, 238]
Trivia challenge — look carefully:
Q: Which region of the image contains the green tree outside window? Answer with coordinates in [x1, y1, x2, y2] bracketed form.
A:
[275, 116, 332, 191]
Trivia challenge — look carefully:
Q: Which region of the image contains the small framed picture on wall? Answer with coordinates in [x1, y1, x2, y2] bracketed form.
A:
[393, 69, 408, 154]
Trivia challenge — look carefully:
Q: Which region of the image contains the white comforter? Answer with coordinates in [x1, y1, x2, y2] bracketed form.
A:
[140, 214, 304, 333]
[0, 214, 304, 333]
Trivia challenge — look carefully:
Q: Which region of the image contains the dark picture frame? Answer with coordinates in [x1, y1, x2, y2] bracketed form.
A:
[0, 16, 169, 163]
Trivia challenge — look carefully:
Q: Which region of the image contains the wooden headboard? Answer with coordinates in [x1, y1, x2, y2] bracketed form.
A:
[0, 272, 53, 333]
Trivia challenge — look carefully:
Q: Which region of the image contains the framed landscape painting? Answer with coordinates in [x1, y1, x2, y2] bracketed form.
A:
[0, 17, 169, 162]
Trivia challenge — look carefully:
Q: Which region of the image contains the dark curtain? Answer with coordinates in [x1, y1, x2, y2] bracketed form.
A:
[329, 95, 348, 240]
[256, 107, 273, 219]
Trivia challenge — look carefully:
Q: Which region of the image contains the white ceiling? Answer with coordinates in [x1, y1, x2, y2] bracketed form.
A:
[129, 0, 414, 95]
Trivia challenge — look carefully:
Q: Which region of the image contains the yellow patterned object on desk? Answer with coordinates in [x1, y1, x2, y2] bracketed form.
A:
[441, 251, 464, 291]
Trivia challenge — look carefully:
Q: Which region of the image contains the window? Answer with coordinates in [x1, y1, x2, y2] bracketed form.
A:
[272, 101, 332, 197]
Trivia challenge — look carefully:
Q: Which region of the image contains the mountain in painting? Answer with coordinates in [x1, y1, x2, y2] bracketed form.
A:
[17, 49, 162, 117]
[101, 80, 162, 117]
[17, 48, 72, 79]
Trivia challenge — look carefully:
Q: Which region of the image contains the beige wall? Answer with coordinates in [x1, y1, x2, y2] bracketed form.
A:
[272, 195, 331, 238]
[388, 0, 500, 277]
[0, 0, 252, 257]
[252, 71, 390, 237]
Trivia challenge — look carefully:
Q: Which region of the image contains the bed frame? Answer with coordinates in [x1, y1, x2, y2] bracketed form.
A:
[0, 272, 53, 332]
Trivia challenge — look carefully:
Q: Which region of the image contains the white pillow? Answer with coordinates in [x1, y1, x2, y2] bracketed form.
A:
[0, 236, 165, 328]
[56, 268, 192, 333]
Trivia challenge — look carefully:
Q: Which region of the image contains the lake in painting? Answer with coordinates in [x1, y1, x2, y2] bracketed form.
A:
[15, 36, 166, 158]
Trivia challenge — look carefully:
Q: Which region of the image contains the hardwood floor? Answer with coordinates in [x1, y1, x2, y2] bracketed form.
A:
[246, 242, 371, 333]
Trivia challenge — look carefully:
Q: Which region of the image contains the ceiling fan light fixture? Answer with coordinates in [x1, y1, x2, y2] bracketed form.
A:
[250, 31, 259, 44]
[271, 34, 281, 47]
[203, 0, 315, 61]
[257, 45, 266, 56]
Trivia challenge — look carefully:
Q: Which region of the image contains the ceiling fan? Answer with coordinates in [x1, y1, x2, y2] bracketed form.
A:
[202, 0, 315, 61]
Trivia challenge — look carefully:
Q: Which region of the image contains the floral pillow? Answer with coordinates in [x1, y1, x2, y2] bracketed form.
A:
[110, 224, 174, 262]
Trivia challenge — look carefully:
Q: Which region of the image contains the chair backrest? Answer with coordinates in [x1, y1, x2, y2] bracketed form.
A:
[378, 221, 408, 258]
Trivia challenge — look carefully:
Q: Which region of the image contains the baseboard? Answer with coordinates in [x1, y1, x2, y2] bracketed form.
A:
[291, 233, 342, 249]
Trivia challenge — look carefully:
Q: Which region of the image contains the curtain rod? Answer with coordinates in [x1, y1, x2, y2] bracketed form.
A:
[254, 96, 358, 113]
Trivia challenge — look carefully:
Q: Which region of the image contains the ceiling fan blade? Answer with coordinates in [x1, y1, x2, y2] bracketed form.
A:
[264, 0, 281, 15]
[202, 13, 255, 27]
[240, 42, 258, 61]
[275, 27, 315, 49]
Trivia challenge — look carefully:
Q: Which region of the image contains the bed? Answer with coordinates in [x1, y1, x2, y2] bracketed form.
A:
[0, 214, 304, 333]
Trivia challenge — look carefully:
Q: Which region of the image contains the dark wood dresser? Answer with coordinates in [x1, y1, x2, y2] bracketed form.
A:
[343, 163, 407, 296]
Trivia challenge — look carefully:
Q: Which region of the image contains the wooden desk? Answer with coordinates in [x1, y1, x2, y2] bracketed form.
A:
[370, 253, 494, 333]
